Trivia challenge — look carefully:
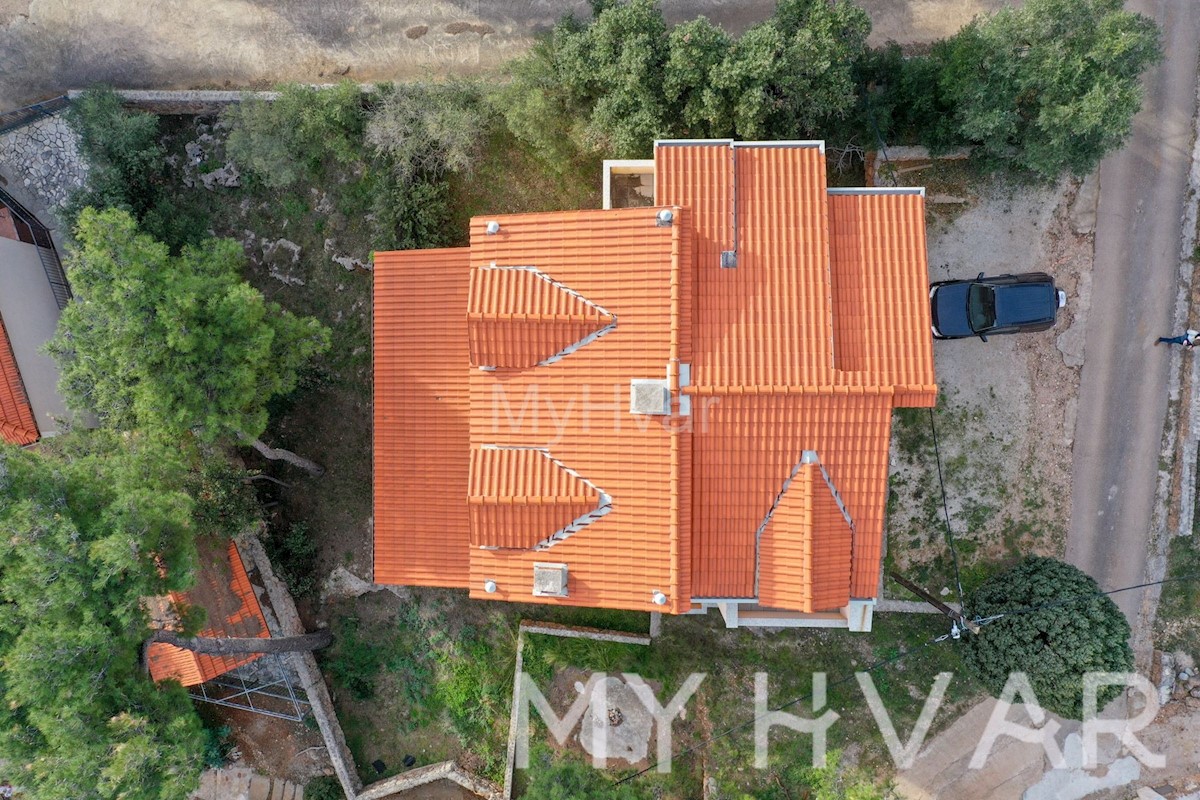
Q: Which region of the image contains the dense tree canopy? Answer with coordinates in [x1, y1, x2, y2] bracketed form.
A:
[930, 0, 1161, 178]
[0, 435, 206, 800]
[48, 207, 330, 450]
[963, 556, 1133, 719]
[501, 0, 869, 159]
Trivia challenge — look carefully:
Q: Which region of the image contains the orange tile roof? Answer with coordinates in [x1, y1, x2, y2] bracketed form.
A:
[147, 539, 270, 687]
[373, 140, 936, 617]
[756, 457, 855, 612]
[828, 192, 937, 405]
[373, 248, 471, 587]
[0, 313, 37, 446]
[462, 208, 689, 612]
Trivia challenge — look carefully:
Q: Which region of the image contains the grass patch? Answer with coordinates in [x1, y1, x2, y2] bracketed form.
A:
[1155, 536, 1200, 656]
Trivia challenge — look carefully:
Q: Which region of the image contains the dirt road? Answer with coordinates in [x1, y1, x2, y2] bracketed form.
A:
[0, 0, 1009, 110]
[1065, 0, 1200, 642]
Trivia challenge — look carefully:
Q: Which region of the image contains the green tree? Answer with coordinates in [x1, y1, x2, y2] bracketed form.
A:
[64, 87, 164, 221]
[963, 556, 1133, 719]
[223, 81, 366, 189]
[47, 207, 330, 473]
[500, 0, 870, 160]
[931, 0, 1161, 178]
[701, 0, 869, 140]
[0, 437, 206, 800]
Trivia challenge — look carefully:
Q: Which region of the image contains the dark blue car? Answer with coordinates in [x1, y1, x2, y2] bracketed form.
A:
[930, 272, 1067, 341]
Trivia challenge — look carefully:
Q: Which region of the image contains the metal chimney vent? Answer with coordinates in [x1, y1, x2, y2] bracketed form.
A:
[532, 562, 569, 597]
[630, 379, 669, 415]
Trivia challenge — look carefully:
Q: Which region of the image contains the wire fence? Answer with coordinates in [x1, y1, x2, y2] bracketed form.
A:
[0, 96, 68, 137]
[0, 185, 70, 309]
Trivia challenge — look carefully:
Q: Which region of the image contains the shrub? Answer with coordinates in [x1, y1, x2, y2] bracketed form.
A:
[304, 776, 346, 800]
[931, 0, 1160, 179]
[365, 81, 489, 183]
[963, 556, 1133, 718]
[201, 723, 233, 768]
[499, 0, 870, 160]
[322, 616, 387, 700]
[369, 174, 453, 251]
[264, 521, 321, 599]
[223, 82, 366, 189]
[65, 86, 164, 221]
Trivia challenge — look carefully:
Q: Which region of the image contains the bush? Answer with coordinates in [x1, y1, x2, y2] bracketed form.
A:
[365, 81, 489, 183]
[499, 0, 870, 161]
[963, 556, 1133, 718]
[223, 82, 366, 189]
[322, 616, 387, 700]
[264, 521, 321, 599]
[304, 776, 346, 800]
[65, 86, 164, 221]
[63, 88, 215, 252]
[930, 0, 1160, 179]
[201, 723, 233, 768]
[370, 174, 453, 251]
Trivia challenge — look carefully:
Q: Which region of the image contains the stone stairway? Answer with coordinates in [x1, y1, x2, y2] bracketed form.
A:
[192, 766, 304, 800]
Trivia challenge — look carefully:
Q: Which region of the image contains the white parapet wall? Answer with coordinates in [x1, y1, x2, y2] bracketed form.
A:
[602, 159, 655, 209]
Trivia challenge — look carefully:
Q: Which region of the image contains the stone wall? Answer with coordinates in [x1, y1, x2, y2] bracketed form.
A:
[357, 762, 501, 800]
[0, 112, 85, 217]
[235, 532, 364, 800]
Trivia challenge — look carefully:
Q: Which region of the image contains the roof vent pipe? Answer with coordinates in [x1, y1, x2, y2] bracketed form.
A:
[485, 221, 501, 235]
[652, 590, 667, 606]
[655, 209, 674, 227]
[484, 580, 497, 594]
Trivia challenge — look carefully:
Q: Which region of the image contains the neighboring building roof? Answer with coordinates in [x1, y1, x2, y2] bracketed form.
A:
[147, 539, 270, 687]
[373, 140, 936, 619]
[0, 314, 37, 446]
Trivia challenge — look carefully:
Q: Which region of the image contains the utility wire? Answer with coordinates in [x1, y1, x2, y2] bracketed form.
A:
[970, 573, 1200, 629]
[927, 407, 968, 613]
[613, 573, 1200, 786]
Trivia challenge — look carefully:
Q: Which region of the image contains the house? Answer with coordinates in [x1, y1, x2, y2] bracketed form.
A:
[372, 140, 936, 630]
[147, 538, 271, 686]
[0, 189, 72, 446]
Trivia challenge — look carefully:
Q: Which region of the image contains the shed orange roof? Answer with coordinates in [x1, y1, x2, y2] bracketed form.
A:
[0, 314, 37, 446]
[147, 539, 270, 687]
[373, 140, 936, 621]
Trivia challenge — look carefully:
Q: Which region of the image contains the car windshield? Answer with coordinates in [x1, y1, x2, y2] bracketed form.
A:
[967, 284, 996, 332]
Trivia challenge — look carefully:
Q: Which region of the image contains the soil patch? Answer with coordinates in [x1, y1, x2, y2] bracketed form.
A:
[198, 703, 329, 783]
[887, 174, 1090, 597]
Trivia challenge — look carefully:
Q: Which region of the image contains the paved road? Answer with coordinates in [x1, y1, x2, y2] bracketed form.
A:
[1066, 0, 1200, 636]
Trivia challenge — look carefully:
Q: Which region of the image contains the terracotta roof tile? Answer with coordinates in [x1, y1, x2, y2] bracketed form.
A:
[147, 540, 270, 687]
[0, 314, 37, 446]
[373, 140, 936, 619]
[689, 393, 893, 599]
[468, 447, 608, 549]
[461, 208, 689, 613]
[373, 248, 472, 587]
[829, 192, 937, 405]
